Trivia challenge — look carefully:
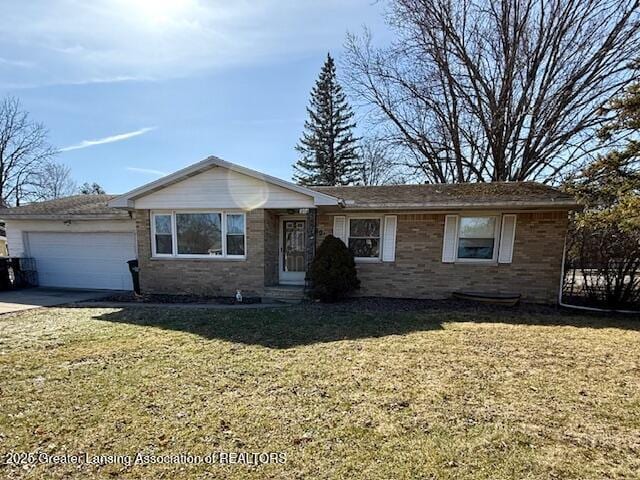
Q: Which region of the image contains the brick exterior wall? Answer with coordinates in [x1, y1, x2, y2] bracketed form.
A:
[264, 210, 279, 287]
[317, 210, 568, 303]
[135, 209, 266, 296]
[135, 207, 568, 303]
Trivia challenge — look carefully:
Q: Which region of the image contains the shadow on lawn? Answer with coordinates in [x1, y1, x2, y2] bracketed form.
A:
[89, 306, 445, 349]
[88, 299, 640, 348]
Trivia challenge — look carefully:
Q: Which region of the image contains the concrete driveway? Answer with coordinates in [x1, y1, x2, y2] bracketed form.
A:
[0, 287, 115, 314]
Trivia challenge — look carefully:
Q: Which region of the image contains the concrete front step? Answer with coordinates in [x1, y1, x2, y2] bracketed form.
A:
[263, 285, 307, 303]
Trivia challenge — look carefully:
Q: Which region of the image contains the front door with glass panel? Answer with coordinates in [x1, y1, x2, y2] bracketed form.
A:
[279, 219, 306, 285]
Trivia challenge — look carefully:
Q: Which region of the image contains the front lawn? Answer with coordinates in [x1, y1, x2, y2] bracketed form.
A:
[0, 303, 639, 479]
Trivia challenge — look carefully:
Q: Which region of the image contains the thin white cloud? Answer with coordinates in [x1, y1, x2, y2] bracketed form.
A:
[0, 1, 390, 88]
[126, 166, 167, 176]
[0, 75, 154, 90]
[59, 127, 156, 152]
[0, 57, 35, 68]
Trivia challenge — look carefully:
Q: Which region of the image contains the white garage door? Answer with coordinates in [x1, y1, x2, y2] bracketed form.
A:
[27, 232, 136, 290]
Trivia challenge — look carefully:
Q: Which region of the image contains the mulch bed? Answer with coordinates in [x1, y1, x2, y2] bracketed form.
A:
[306, 297, 639, 318]
[96, 292, 637, 318]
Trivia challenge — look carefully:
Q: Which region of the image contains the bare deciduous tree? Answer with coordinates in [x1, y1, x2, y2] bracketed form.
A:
[358, 136, 408, 185]
[0, 96, 56, 205]
[344, 0, 640, 183]
[33, 162, 76, 200]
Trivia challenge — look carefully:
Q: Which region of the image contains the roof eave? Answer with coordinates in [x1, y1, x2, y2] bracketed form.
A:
[0, 214, 132, 221]
[337, 200, 579, 210]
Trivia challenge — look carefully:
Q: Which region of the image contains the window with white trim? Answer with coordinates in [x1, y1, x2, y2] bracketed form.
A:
[348, 218, 381, 259]
[176, 212, 222, 255]
[226, 214, 246, 256]
[456, 216, 498, 260]
[151, 211, 246, 259]
[153, 214, 173, 255]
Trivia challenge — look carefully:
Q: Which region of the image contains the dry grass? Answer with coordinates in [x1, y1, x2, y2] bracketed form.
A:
[0, 305, 639, 479]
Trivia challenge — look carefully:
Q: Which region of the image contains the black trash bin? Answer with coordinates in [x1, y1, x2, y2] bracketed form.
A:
[127, 259, 140, 294]
[0, 257, 14, 290]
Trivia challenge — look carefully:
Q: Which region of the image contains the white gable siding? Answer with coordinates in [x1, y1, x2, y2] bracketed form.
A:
[5, 219, 135, 257]
[134, 167, 315, 210]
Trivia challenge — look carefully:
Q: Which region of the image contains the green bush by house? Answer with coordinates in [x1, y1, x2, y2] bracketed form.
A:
[309, 235, 360, 301]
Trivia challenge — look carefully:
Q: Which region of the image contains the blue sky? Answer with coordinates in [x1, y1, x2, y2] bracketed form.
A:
[0, 0, 391, 194]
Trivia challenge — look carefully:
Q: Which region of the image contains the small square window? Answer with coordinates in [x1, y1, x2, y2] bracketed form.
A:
[457, 216, 497, 260]
[348, 218, 381, 258]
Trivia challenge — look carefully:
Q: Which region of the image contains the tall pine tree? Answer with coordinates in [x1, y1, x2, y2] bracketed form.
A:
[294, 53, 359, 186]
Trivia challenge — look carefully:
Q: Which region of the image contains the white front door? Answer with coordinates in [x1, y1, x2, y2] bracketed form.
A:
[279, 218, 306, 285]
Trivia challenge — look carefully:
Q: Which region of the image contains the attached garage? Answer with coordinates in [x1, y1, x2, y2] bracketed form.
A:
[0, 195, 137, 291]
[27, 232, 135, 290]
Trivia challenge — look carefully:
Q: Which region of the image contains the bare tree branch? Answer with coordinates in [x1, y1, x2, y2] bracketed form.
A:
[357, 135, 410, 185]
[344, 0, 640, 183]
[31, 162, 77, 201]
[0, 96, 56, 205]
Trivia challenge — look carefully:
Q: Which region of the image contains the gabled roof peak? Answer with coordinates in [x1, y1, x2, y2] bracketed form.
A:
[108, 156, 340, 208]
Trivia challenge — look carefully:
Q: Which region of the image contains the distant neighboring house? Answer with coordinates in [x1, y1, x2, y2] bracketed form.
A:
[0, 156, 578, 303]
[0, 222, 7, 257]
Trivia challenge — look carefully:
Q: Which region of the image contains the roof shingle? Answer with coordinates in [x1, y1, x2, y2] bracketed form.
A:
[312, 182, 576, 209]
[0, 195, 129, 219]
[0, 181, 577, 218]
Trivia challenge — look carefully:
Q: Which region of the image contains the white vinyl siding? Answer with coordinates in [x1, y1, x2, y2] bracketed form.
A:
[135, 167, 315, 210]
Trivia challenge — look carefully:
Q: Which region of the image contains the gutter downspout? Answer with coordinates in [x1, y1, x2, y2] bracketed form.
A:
[557, 231, 639, 315]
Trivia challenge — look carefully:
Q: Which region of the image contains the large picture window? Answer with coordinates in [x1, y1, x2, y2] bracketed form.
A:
[348, 218, 381, 259]
[151, 211, 246, 259]
[176, 213, 222, 255]
[457, 216, 498, 260]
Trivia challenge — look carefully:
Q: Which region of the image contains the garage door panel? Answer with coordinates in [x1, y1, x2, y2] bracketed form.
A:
[27, 232, 136, 290]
